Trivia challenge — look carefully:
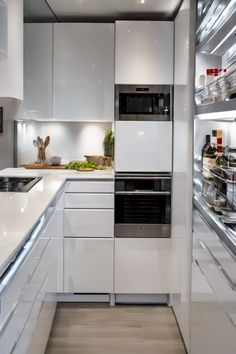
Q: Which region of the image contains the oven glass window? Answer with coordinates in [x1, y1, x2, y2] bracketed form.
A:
[115, 195, 171, 224]
[119, 93, 170, 115]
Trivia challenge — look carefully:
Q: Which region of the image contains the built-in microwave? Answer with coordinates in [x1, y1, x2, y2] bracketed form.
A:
[115, 85, 173, 121]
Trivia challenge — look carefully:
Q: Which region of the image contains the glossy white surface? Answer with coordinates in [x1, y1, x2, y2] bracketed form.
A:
[47, 0, 181, 19]
[115, 21, 173, 85]
[115, 238, 172, 294]
[64, 209, 114, 238]
[19, 24, 53, 120]
[115, 121, 172, 172]
[171, 0, 195, 350]
[191, 214, 236, 354]
[64, 238, 113, 293]
[0, 0, 23, 99]
[64, 193, 114, 209]
[0, 168, 114, 276]
[53, 23, 114, 121]
[65, 180, 114, 193]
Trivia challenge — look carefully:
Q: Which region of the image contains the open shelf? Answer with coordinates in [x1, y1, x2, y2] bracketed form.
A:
[195, 98, 236, 118]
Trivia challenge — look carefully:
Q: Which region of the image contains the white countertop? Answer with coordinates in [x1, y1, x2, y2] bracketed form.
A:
[0, 168, 114, 277]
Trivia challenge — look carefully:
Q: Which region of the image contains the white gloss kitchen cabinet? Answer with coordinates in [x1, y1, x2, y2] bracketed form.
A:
[0, 0, 23, 99]
[19, 24, 53, 120]
[0, 193, 63, 354]
[115, 21, 174, 85]
[115, 238, 172, 294]
[64, 180, 114, 293]
[115, 121, 172, 172]
[53, 23, 114, 121]
[191, 212, 236, 354]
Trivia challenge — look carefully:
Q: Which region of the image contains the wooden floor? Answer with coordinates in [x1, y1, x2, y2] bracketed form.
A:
[45, 303, 186, 354]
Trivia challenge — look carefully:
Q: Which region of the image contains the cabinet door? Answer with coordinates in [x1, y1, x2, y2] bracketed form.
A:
[64, 238, 113, 293]
[0, 0, 23, 99]
[53, 23, 114, 121]
[115, 121, 172, 172]
[20, 24, 53, 119]
[191, 233, 236, 354]
[115, 21, 173, 85]
[115, 238, 172, 293]
[64, 209, 114, 238]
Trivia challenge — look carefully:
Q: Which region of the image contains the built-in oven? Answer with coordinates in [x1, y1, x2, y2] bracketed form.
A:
[115, 85, 172, 121]
[115, 173, 171, 238]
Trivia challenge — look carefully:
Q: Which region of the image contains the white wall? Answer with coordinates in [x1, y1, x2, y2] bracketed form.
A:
[16, 122, 112, 165]
[0, 0, 23, 99]
[0, 99, 20, 169]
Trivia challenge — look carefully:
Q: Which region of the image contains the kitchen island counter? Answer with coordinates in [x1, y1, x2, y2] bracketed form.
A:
[0, 168, 114, 277]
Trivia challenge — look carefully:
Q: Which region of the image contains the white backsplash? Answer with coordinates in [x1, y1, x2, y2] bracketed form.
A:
[16, 121, 112, 165]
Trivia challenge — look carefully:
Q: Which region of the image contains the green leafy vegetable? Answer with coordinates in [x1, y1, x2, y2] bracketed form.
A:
[67, 161, 96, 170]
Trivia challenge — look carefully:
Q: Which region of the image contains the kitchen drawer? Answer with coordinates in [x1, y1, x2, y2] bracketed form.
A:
[41, 209, 63, 238]
[65, 181, 114, 193]
[64, 238, 113, 293]
[0, 237, 49, 329]
[64, 209, 114, 238]
[64, 193, 114, 209]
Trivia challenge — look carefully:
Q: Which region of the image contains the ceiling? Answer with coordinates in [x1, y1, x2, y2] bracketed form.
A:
[24, 0, 183, 22]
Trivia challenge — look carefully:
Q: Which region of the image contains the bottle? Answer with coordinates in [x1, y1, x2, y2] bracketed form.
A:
[212, 130, 217, 149]
[202, 135, 211, 157]
[216, 130, 224, 153]
[202, 134, 216, 178]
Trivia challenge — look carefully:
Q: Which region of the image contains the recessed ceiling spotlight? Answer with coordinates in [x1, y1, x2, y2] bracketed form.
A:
[140, 0, 145, 4]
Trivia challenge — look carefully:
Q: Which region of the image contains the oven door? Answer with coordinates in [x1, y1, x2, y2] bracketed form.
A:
[115, 175, 171, 238]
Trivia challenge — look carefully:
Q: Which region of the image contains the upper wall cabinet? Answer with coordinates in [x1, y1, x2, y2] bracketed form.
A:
[115, 21, 174, 85]
[0, 0, 23, 100]
[53, 23, 114, 121]
[20, 24, 53, 119]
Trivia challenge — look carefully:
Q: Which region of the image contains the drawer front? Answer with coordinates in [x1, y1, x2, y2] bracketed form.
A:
[65, 181, 114, 193]
[64, 238, 113, 293]
[64, 193, 114, 209]
[64, 209, 114, 238]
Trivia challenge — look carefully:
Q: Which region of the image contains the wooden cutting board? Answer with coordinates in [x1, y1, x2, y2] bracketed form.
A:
[24, 163, 67, 170]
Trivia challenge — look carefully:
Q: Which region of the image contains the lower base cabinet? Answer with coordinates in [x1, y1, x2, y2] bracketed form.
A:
[115, 238, 172, 294]
[64, 238, 114, 293]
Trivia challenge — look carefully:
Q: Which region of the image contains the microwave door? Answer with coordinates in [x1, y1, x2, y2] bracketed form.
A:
[115, 121, 172, 173]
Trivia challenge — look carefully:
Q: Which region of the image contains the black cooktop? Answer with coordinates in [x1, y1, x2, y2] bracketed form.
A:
[0, 177, 42, 192]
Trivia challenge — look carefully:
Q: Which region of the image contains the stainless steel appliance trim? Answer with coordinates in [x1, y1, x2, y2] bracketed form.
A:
[115, 174, 171, 180]
[115, 191, 171, 195]
[115, 84, 173, 121]
[115, 223, 171, 238]
[117, 84, 172, 94]
[118, 114, 170, 121]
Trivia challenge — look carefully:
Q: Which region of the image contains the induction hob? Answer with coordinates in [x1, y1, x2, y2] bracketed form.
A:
[0, 177, 42, 192]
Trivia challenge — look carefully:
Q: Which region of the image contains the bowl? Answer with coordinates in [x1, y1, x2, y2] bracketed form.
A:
[49, 156, 62, 166]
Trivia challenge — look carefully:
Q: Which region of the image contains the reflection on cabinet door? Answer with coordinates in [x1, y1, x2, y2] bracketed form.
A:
[64, 193, 114, 209]
[53, 23, 114, 121]
[22, 24, 53, 119]
[115, 238, 172, 294]
[115, 21, 174, 85]
[64, 209, 114, 238]
[64, 238, 113, 293]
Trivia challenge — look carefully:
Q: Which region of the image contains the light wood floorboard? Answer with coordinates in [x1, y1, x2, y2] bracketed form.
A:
[45, 303, 186, 354]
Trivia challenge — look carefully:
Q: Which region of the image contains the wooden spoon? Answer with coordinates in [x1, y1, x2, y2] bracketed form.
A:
[44, 136, 50, 148]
